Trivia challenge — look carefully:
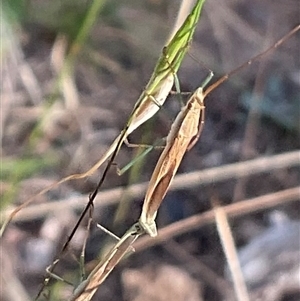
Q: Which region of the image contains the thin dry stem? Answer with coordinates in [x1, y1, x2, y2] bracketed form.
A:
[212, 198, 250, 301]
[2, 150, 299, 226]
[134, 186, 300, 252]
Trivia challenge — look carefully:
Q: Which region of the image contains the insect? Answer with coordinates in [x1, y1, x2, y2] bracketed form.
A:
[58, 0, 205, 179]
[138, 74, 212, 237]
[139, 24, 300, 237]
[0, 0, 207, 237]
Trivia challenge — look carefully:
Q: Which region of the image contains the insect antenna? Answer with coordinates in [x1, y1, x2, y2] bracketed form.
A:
[203, 24, 300, 97]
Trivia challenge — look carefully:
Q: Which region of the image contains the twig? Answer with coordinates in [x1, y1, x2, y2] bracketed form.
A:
[212, 197, 250, 301]
[133, 186, 300, 252]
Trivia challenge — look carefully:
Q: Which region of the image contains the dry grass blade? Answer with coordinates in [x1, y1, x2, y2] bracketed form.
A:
[0, 0, 207, 237]
[69, 223, 144, 301]
[212, 197, 250, 301]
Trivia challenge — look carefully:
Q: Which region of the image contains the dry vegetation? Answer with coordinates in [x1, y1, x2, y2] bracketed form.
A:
[1, 0, 299, 301]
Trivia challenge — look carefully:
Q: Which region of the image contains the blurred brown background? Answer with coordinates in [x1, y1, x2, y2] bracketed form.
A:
[1, 0, 299, 300]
